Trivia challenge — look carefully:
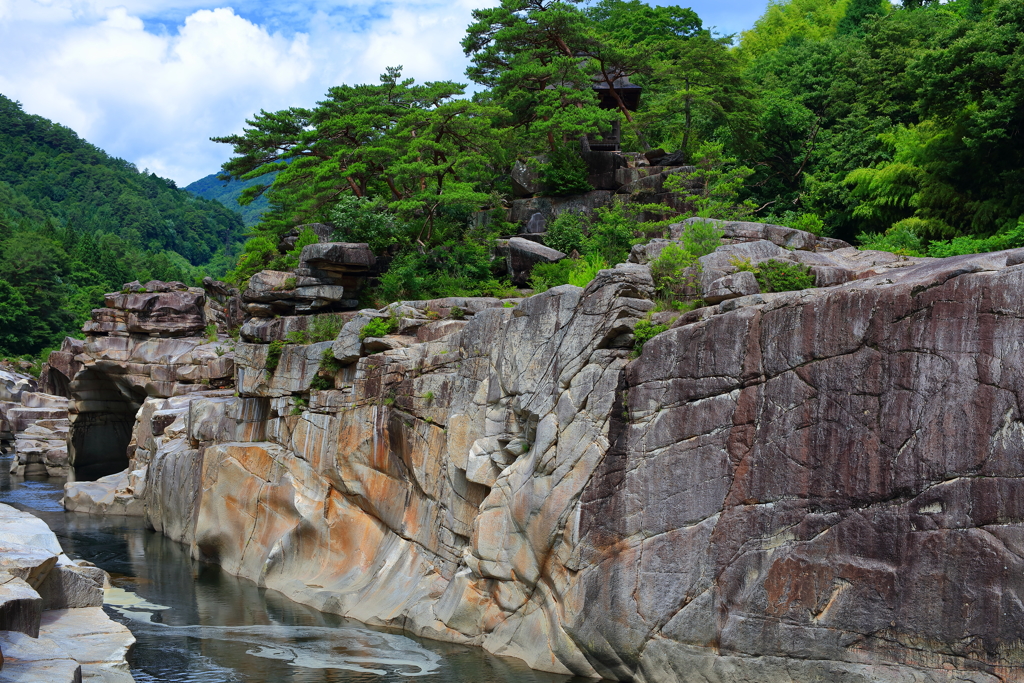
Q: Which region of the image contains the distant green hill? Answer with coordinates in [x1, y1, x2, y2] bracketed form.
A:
[186, 172, 274, 227]
[0, 93, 247, 357]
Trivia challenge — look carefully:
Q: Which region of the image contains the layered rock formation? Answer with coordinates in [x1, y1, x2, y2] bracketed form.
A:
[58, 223, 1024, 681]
[0, 503, 134, 682]
[0, 371, 71, 477]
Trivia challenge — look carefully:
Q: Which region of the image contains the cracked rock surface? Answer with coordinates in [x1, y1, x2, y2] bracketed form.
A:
[60, 238, 1024, 681]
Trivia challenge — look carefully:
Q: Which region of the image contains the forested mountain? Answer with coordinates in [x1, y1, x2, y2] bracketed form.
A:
[215, 0, 1021, 298]
[0, 94, 246, 358]
[185, 172, 273, 227]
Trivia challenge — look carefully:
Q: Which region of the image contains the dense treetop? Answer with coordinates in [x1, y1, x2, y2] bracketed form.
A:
[212, 0, 1023, 296]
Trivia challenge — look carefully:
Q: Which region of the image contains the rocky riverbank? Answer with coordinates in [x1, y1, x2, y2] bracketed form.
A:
[0, 503, 134, 682]
[52, 222, 1024, 682]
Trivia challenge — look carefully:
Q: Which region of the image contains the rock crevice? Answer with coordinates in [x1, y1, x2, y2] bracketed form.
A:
[53, 228, 1024, 682]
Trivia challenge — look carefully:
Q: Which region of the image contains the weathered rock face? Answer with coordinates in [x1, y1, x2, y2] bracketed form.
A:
[562, 253, 1024, 682]
[0, 503, 134, 682]
[60, 284, 236, 482]
[39, 337, 85, 398]
[60, 233, 1024, 681]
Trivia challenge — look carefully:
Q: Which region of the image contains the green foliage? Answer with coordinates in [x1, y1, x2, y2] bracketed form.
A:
[678, 220, 725, 258]
[462, 0, 618, 152]
[205, 323, 218, 342]
[753, 259, 817, 292]
[540, 144, 592, 196]
[529, 259, 577, 293]
[765, 211, 828, 236]
[375, 243, 515, 303]
[665, 142, 756, 220]
[320, 346, 343, 373]
[649, 243, 699, 307]
[266, 340, 286, 372]
[632, 31, 755, 159]
[632, 318, 669, 357]
[285, 330, 309, 345]
[837, 0, 888, 36]
[0, 96, 245, 354]
[546, 211, 587, 254]
[450, 306, 465, 320]
[738, 0, 850, 62]
[330, 195, 404, 252]
[310, 375, 334, 391]
[568, 253, 608, 287]
[924, 220, 1024, 257]
[584, 204, 638, 265]
[308, 314, 345, 343]
[360, 316, 398, 340]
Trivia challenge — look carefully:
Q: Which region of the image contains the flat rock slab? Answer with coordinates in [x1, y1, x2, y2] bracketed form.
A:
[39, 608, 135, 683]
[0, 631, 82, 683]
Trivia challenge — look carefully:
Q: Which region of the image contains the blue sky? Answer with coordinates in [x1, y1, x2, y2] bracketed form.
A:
[0, 1, 770, 186]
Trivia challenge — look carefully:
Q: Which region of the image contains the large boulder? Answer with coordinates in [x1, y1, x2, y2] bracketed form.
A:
[299, 242, 376, 274]
[100, 289, 206, 337]
[506, 237, 566, 286]
[671, 217, 852, 252]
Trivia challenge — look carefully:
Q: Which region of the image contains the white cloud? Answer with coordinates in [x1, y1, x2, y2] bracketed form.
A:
[0, 1, 487, 184]
[0, 1, 763, 185]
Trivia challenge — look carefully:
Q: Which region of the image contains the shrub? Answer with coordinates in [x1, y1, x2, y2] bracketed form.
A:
[855, 226, 924, 257]
[546, 211, 586, 254]
[754, 260, 816, 292]
[529, 259, 576, 293]
[360, 316, 397, 339]
[204, 323, 218, 342]
[285, 330, 309, 345]
[632, 319, 669, 357]
[679, 221, 724, 258]
[664, 141, 756, 220]
[310, 375, 333, 391]
[650, 243, 699, 307]
[925, 219, 1024, 258]
[585, 204, 638, 265]
[266, 340, 287, 371]
[309, 314, 344, 342]
[374, 242, 511, 302]
[568, 253, 608, 287]
[766, 210, 828, 236]
[450, 306, 465, 320]
[540, 144, 592, 196]
[320, 346, 343, 373]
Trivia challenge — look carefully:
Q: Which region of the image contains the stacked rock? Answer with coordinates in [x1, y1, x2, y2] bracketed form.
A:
[10, 393, 70, 476]
[242, 242, 374, 318]
[82, 279, 207, 337]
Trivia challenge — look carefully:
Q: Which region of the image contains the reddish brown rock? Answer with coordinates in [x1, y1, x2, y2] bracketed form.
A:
[571, 254, 1024, 682]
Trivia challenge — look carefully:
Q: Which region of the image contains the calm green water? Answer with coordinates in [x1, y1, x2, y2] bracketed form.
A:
[0, 455, 587, 683]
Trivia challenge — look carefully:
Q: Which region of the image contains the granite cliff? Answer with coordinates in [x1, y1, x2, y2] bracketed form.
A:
[57, 224, 1024, 682]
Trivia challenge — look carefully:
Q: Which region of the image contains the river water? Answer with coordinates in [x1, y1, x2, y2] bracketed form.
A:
[0, 454, 588, 683]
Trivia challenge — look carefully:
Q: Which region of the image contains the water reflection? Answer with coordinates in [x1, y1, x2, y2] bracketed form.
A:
[0, 455, 587, 683]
